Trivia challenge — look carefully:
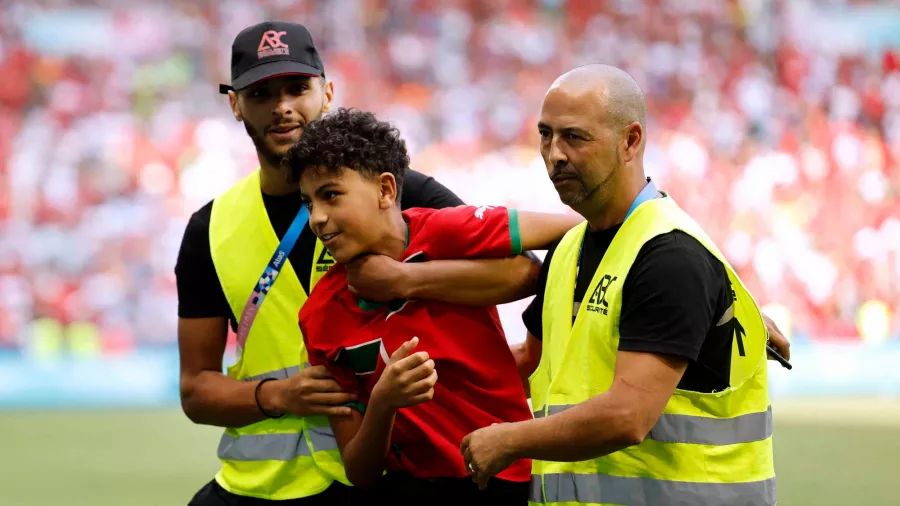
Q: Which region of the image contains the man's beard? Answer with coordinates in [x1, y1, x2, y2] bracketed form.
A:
[243, 105, 325, 168]
[244, 120, 285, 168]
[559, 147, 621, 207]
[560, 177, 592, 207]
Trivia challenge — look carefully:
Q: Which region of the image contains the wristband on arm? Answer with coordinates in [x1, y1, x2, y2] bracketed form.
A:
[255, 378, 285, 419]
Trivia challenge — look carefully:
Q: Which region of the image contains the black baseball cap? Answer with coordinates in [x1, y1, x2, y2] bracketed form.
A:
[219, 21, 325, 94]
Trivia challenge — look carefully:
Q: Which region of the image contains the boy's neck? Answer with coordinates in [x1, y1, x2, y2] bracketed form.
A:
[374, 209, 408, 261]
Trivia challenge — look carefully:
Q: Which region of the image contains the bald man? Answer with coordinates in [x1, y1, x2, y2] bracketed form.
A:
[461, 65, 779, 505]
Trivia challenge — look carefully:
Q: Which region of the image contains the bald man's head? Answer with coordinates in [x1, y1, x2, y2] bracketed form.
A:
[538, 64, 648, 212]
[547, 64, 647, 133]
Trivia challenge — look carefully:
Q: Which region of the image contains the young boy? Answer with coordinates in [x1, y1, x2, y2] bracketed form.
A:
[288, 108, 581, 504]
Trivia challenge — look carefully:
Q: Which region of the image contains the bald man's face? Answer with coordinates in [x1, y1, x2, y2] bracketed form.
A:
[538, 86, 621, 209]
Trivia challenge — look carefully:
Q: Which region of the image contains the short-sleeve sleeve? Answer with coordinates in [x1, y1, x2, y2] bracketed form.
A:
[418, 205, 521, 259]
[618, 232, 724, 361]
[300, 315, 363, 398]
[175, 202, 235, 324]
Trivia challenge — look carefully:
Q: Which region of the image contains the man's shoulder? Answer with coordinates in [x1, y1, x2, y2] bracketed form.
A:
[625, 230, 727, 300]
[636, 230, 724, 274]
[184, 200, 215, 233]
[176, 200, 216, 264]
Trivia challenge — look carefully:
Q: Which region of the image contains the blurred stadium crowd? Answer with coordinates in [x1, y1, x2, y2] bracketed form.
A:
[1, 0, 899, 357]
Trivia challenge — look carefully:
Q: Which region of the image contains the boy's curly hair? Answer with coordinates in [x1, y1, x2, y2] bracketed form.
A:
[286, 108, 410, 199]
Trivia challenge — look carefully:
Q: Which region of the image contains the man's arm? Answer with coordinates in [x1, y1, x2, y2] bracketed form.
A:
[356, 174, 544, 306]
[402, 255, 542, 305]
[177, 210, 352, 427]
[175, 209, 276, 427]
[179, 320, 355, 426]
[462, 233, 716, 486]
[509, 350, 685, 461]
[461, 350, 686, 488]
[415, 205, 579, 259]
[346, 253, 542, 306]
[508, 232, 718, 454]
[178, 317, 273, 427]
[344, 205, 577, 306]
[764, 314, 791, 361]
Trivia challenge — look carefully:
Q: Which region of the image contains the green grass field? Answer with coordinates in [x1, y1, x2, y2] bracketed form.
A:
[1, 399, 898, 505]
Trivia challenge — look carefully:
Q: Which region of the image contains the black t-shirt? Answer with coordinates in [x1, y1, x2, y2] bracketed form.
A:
[522, 224, 734, 393]
[175, 169, 465, 331]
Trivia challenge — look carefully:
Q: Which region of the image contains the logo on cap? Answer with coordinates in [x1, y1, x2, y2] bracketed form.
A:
[258, 30, 289, 59]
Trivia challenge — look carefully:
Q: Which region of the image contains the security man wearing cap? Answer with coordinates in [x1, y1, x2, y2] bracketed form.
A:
[460, 65, 787, 505]
[176, 21, 542, 505]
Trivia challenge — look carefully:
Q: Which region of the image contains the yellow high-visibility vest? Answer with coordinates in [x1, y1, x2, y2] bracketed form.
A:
[209, 170, 349, 500]
[529, 196, 776, 506]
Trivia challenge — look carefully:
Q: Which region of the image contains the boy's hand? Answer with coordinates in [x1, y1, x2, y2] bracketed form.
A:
[372, 337, 437, 410]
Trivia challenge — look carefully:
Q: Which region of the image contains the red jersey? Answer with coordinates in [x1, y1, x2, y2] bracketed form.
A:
[299, 205, 532, 482]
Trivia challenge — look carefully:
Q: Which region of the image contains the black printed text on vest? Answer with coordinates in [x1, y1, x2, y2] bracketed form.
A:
[587, 274, 618, 316]
[316, 248, 335, 273]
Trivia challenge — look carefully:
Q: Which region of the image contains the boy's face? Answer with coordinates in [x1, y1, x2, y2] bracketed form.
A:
[300, 167, 398, 263]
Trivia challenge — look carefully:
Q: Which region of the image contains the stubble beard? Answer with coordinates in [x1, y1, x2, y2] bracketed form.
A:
[560, 147, 622, 209]
[243, 103, 325, 169]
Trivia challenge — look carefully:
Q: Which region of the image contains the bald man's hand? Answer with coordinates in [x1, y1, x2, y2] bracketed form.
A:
[763, 314, 791, 362]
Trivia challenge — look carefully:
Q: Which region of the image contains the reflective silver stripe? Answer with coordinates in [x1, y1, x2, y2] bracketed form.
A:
[218, 426, 340, 462]
[223, 366, 338, 461]
[530, 475, 544, 503]
[648, 406, 773, 445]
[242, 365, 302, 382]
[538, 404, 773, 445]
[533, 473, 776, 506]
[218, 432, 311, 461]
[306, 426, 340, 452]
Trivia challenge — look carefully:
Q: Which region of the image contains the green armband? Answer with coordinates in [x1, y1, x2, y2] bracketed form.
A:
[509, 208, 522, 255]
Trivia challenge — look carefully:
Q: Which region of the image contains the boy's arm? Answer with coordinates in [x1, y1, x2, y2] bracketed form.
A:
[329, 399, 398, 489]
[301, 302, 395, 489]
[514, 210, 584, 252]
[326, 338, 437, 489]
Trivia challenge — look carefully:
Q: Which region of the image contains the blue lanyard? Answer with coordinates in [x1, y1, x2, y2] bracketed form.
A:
[576, 180, 658, 278]
[235, 205, 310, 350]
